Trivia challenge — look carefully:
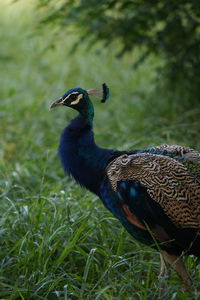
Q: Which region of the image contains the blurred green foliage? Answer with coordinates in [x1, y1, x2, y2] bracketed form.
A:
[39, 0, 200, 100]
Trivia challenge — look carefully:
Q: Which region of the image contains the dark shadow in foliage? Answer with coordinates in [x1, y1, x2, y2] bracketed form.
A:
[39, 0, 200, 102]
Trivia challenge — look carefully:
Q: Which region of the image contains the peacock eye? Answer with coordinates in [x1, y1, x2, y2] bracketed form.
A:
[70, 94, 77, 101]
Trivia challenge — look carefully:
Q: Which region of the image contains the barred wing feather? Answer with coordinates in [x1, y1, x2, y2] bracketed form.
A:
[106, 152, 200, 228]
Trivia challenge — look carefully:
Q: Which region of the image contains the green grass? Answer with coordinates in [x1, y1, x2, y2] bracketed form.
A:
[1, 1, 200, 299]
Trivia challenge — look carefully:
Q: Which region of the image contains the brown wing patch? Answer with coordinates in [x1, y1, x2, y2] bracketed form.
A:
[149, 144, 200, 158]
[150, 145, 200, 179]
[107, 152, 200, 228]
[122, 204, 146, 230]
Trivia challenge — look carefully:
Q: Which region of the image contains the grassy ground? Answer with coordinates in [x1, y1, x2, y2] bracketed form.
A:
[1, 1, 200, 299]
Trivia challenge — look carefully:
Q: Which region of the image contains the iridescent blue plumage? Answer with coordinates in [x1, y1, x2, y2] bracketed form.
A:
[58, 114, 120, 195]
[62, 88, 85, 99]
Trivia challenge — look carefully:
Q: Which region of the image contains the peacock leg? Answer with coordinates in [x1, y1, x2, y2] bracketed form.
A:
[160, 250, 192, 290]
[158, 252, 169, 296]
[159, 252, 168, 277]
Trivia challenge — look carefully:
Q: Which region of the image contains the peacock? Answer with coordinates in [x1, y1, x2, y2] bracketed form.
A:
[50, 83, 200, 291]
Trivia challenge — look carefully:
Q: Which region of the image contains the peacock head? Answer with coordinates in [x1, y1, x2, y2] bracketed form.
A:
[50, 84, 109, 118]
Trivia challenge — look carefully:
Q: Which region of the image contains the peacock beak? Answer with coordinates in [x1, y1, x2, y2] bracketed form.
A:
[50, 97, 64, 109]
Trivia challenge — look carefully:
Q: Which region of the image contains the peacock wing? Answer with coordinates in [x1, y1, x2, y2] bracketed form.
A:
[146, 144, 200, 180]
[106, 153, 200, 229]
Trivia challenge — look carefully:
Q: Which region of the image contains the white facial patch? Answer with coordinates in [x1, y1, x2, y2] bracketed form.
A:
[71, 93, 83, 105]
[63, 91, 79, 102]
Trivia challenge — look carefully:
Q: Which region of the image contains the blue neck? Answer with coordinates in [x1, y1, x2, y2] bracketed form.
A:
[58, 114, 120, 195]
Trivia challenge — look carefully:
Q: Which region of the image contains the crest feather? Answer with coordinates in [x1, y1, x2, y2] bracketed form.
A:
[87, 83, 109, 103]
